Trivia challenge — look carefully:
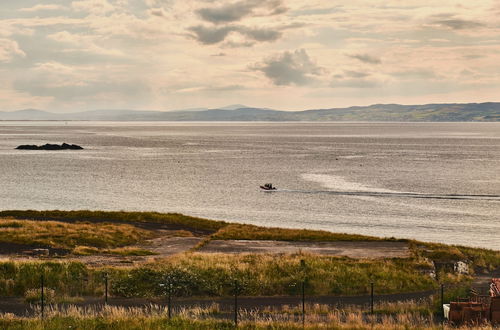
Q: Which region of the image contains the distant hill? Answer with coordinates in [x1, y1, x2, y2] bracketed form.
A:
[1, 103, 499, 121]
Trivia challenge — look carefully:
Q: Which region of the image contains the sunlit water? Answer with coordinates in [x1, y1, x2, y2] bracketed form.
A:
[0, 121, 499, 249]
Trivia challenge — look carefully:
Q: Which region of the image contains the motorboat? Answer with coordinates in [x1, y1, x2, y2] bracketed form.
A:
[260, 183, 277, 190]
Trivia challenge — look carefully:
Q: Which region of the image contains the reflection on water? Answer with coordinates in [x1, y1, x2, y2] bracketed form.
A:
[270, 189, 500, 201]
[0, 121, 499, 249]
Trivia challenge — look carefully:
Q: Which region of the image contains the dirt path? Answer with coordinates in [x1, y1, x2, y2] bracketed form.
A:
[199, 240, 409, 258]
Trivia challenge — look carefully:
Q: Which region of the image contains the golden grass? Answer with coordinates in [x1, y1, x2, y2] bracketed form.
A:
[0, 218, 154, 251]
[0, 303, 493, 329]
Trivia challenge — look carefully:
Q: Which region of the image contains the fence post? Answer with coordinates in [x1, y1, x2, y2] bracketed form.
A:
[440, 284, 445, 319]
[370, 282, 374, 314]
[40, 274, 45, 319]
[167, 278, 172, 320]
[302, 280, 305, 327]
[234, 280, 238, 328]
[104, 272, 108, 305]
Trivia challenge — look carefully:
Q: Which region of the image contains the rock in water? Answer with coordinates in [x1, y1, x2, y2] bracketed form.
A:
[16, 143, 83, 150]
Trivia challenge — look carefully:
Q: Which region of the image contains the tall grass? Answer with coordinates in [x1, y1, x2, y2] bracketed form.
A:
[0, 210, 227, 232]
[0, 303, 482, 329]
[108, 253, 439, 297]
[0, 254, 441, 298]
[0, 218, 153, 251]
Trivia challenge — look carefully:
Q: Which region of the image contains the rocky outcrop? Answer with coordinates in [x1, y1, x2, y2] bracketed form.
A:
[16, 143, 83, 150]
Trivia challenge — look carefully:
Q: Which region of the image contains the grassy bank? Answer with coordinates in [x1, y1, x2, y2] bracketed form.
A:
[0, 255, 441, 298]
[211, 223, 394, 242]
[0, 210, 498, 298]
[0, 218, 154, 252]
[0, 210, 226, 232]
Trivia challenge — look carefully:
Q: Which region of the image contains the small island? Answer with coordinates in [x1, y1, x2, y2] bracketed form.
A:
[15, 143, 83, 150]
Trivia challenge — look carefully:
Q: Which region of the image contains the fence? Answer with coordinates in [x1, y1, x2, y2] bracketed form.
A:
[0, 271, 464, 327]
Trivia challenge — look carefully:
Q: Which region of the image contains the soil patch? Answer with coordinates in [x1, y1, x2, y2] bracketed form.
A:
[199, 240, 409, 258]
[0, 242, 69, 256]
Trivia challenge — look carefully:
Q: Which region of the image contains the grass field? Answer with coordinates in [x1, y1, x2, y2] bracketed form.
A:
[0, 218, 154, 252]
[0, 210, 498, 328]
[0, 302, 484, 329]
[0, 210, 498, 297]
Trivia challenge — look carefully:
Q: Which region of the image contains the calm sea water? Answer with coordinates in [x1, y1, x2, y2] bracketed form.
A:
[0, 121, 499, 249]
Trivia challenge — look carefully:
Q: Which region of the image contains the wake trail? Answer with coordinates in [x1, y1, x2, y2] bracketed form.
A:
[266, 189, 500, 201]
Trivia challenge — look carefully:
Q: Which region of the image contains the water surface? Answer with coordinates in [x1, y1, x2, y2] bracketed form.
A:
[0, 121, 498, 249]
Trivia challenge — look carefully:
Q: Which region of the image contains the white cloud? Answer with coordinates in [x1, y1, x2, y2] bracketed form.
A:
[0, 39, 26, 62]
[1, 0, 500, 110]
[19, 4, 66, 12]
[72, 0, 115, 15]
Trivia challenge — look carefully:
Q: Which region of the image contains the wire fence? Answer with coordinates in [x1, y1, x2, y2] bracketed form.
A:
[0, 271, 464, 326]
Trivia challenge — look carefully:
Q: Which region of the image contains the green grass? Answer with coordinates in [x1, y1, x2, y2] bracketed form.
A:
[211, 223, 401, 242]
[410, 241, 500, 272]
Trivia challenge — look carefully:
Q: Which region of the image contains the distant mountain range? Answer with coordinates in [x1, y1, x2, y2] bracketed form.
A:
[1, 103, 499, 121]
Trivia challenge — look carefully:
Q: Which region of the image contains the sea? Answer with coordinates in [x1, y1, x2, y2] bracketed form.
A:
[0, 121, 499, 249]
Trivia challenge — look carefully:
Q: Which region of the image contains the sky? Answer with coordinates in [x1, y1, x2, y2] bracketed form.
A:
[1, 0, 500, 112]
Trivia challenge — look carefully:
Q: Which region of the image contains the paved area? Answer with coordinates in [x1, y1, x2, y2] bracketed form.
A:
[199, 240, 409, 258]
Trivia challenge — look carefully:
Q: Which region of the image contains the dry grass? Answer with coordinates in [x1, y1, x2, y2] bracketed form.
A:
[0, 218, 154, 252]
[0, 303, 494, 329]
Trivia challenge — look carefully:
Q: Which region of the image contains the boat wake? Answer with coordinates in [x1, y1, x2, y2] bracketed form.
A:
[269, 189, 500, 201]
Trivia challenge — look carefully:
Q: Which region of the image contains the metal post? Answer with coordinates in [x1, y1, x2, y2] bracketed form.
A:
[440, 284, 444, 319]
[370, 282, 374, 314]
[234, 280, 238, 327]
[104, 273, 108, 305]
[302, 280, 305, 327]
[40, 274, 45, 319]
[167, 279, 172, 319]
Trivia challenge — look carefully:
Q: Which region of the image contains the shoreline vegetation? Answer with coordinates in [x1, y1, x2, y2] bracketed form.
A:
[0, 210, 499, 329]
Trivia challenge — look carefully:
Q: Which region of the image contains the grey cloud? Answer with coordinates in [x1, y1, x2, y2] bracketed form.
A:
[348, 54, 381, 64]
[291, 6, 342, 16]
[433, 19, 484, 30]
[189, 25, 234, 44]
[252, 49, 322, 86]
[391, 69, 437, 79]
[344, 70, 370, 78]
[240, 27, 281, 42]
[196, 0, 286, 24]
[189, 25, 281, 45]
[150, 8, 166, 17]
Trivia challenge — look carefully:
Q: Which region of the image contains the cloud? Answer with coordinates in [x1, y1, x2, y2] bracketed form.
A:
[150, 8, 167, 17]
[390, 69, 438, 80]
[189, 25, 281, 45]
[432, 19, 484, 30]
[0, 38, 26, 62]
[19, 4, 65, 12]
[241, 27, 281, 42]
[252, 49, 323, 86]
[188, 25, 234, 45]
[196, 0, 287, 24]
[343, 70, 370, 78]
[331, 78, 379, 88]
[348, 54, 381, 64]
[72, 0, 115, 15]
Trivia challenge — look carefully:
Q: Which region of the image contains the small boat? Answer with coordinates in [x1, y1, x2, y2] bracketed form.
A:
[260, 183, 277, 190]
